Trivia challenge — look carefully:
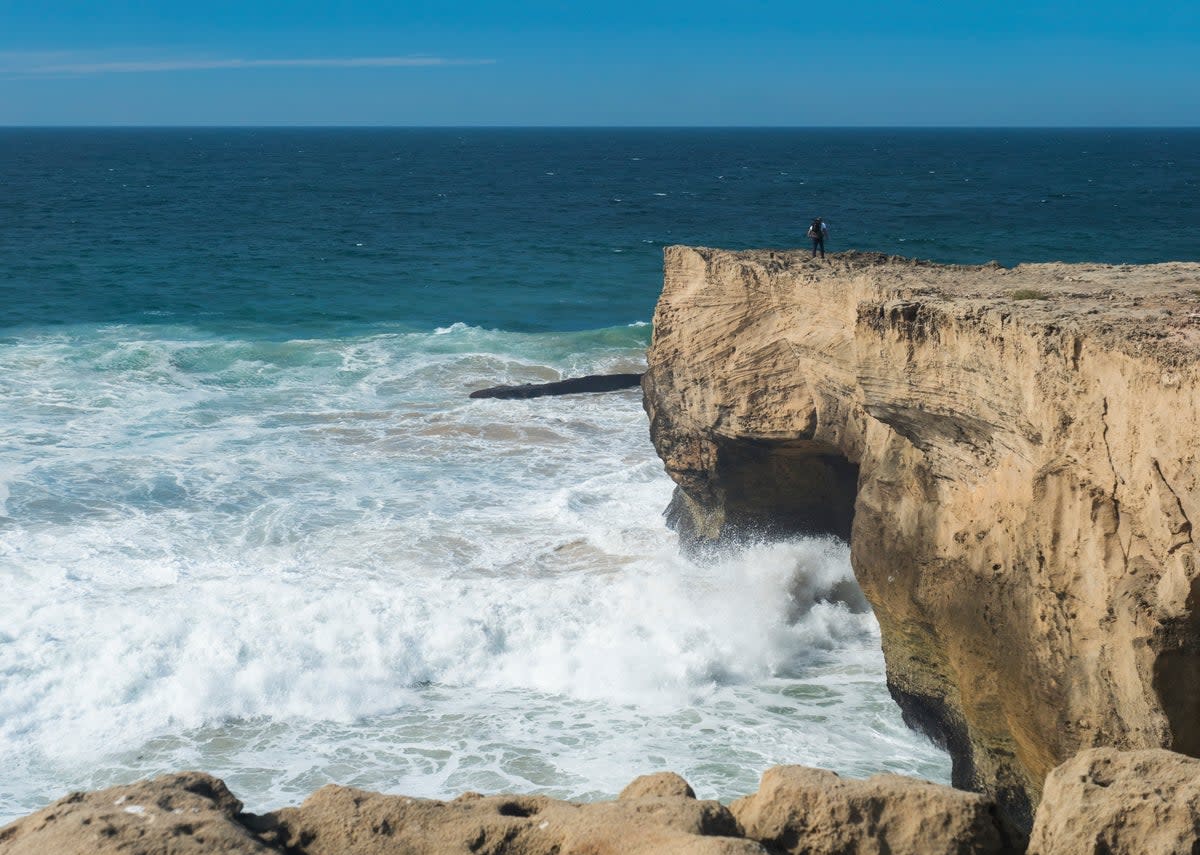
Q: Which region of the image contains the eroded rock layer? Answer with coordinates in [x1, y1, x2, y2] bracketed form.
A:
[642, 246, 1200, 830]
[0, 768, 1013, 855]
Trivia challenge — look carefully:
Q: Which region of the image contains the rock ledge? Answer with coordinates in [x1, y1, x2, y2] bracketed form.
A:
[643, 247, 1200, 829]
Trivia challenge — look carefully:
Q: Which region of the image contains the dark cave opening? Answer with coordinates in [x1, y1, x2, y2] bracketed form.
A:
[712, 435, 860, 543]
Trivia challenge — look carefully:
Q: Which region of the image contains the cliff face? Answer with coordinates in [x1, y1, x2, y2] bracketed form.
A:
[643, 246, 1200, 830]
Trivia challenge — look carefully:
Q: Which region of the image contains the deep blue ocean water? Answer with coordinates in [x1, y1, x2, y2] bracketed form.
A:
[0, 129, 1197, 822]
[4, 128, 1197, 334]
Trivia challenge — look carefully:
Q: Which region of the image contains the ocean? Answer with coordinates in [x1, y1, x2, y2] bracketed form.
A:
[1, 128, 1197, 822]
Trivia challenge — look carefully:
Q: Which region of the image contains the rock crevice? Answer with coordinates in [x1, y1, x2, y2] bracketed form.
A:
[642, 246, 1200, 830]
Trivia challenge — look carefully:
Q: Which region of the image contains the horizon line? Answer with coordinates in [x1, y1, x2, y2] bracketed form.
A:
[1, 123, 1198, 130]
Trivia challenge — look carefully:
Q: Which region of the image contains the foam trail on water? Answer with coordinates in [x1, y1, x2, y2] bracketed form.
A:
[0, 322, 948, 821]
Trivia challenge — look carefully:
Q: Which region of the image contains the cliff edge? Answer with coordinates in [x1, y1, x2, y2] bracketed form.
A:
[643, 246, 1200, 830]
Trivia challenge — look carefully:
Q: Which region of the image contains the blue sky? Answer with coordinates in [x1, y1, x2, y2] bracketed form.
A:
[1, 0, 1197, 125]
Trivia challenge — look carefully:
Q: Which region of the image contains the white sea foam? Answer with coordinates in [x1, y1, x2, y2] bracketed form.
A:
[0, 323, 948, 821]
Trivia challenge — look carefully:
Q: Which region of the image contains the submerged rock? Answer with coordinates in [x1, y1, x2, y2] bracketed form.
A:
[469, 372, 643, 399]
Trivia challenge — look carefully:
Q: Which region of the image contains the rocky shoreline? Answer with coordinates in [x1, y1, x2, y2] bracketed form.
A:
[5, 749, 1200, 854]
[7, 249, 1200, 853]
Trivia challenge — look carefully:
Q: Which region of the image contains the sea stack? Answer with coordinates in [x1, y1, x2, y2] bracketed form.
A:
[641, 246, 1200, 831]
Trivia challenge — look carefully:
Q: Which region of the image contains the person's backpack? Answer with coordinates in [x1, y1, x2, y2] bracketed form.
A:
[808, 219, 823, 239]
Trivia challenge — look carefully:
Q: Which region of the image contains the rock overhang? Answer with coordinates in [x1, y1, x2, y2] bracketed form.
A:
[642, 245, 1200, 833]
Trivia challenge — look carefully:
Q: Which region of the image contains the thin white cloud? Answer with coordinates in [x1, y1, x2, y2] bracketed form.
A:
[0, 54, 495, 76]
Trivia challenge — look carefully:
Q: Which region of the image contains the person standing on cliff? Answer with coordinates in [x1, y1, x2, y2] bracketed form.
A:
[807, 217, 829, 258]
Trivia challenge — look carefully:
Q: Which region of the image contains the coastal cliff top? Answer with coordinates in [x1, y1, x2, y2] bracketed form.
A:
[670, 247, 1200, 367]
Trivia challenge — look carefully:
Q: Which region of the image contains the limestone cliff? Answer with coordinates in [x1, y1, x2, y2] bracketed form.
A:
[643, 246, 1200, 830]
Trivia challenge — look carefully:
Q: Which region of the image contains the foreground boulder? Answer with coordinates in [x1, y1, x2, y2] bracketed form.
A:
[261, 774, 759, 855]
[0, 771, 761, 855]
[0, 767, 1017, 855]
[0, 772, 273, 855]
[643, 247, 1200, 830]
[731, 766, 1013, 854]
[1027, 748, 1200, 854]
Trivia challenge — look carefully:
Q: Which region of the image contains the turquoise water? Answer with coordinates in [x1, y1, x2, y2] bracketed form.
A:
[1, 129, 1197, 822]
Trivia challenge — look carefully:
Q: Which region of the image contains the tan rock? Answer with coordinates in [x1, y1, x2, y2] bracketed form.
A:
[620, 771, 698, 800]
[731, 765, 1012, 854]
[0, 767, 1027, 854]
[0, 771, 762, 854]
[643, 247, 1200, 830]
[263, 779, 762, 855]
[1028, 747, 1200, 854]
[0, 772, 275, 855]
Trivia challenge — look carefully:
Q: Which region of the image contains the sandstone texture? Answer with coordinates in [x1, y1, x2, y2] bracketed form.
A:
[1027, 748, 1200, 855]
[731, 765, 1012, 854]
[0, 766, 1015, 855]
[0, 772, 275, 855]
[643, 247, 1200, 829]
[262, 779, 757, 855]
